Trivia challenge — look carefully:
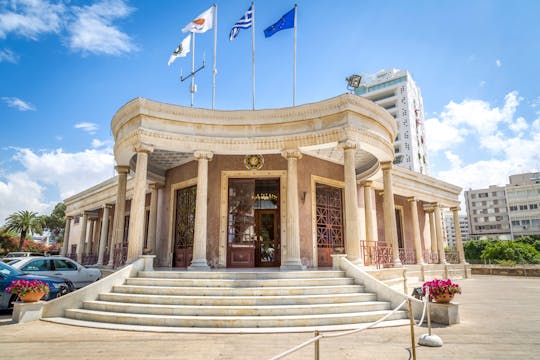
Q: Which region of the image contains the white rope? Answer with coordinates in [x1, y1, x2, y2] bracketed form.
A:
[269, 299, 408, 360]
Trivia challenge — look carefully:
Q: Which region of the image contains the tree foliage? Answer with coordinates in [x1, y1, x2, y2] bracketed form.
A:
[4, 210, 43, 251]
[464, 239, 492, 261]
[41, 202, 66, 242]
[480, 241, 540, 265]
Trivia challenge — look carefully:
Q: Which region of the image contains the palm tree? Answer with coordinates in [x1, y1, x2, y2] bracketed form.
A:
[4, 210, 43, 251]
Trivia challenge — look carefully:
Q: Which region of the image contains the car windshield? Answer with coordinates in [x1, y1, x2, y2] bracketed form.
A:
[0, 261, 23, 276]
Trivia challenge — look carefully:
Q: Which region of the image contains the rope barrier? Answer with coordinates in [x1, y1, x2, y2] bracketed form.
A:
[269, 290, 431, 360]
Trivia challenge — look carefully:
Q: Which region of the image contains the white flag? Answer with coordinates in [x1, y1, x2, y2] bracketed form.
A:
[182, 6, 215, 34]
[168, 35, 191, 66]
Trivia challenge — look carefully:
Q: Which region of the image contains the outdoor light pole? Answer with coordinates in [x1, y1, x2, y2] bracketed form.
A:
[346, 74, 362, 93]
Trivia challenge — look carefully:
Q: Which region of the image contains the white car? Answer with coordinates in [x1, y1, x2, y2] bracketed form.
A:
[10, 256, 101, 289]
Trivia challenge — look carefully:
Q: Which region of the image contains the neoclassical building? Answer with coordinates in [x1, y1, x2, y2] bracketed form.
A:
[62, 94, 466, 270]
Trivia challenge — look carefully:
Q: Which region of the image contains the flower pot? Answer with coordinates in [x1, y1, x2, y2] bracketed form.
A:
[19, 292, 45, 303]
[434, 292, 455, 303]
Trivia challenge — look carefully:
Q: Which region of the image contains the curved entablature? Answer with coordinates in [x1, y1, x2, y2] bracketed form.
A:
[112, 93, 397, 171]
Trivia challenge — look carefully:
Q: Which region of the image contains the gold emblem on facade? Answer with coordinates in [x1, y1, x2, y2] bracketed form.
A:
[244, 154, 264, 170]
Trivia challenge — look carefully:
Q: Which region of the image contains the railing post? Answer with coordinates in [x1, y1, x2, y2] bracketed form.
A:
[314, 331, 320, 360]
[407, 299, 417, 360]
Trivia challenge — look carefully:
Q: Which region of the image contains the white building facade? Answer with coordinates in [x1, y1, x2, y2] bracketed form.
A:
[355, 69, 429, 175]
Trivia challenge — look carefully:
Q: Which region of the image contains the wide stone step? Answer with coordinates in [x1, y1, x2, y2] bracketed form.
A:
[125, 277, 354, 288]
[98, 292, 377, 306]
[82, 300, 391, 316]
[138, 270, 346, 280]
[65, 308, 409, 328]
[112, 284, 365, 296]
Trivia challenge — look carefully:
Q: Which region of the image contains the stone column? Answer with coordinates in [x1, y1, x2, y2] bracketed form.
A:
[451, 206, 467, 264]
[408, 197, 425, 265]
[434, 203, 447, 264]
[85, 219, 95, 255]
[340, 140, 361, 264]
[77, 212, 88, 263]
[189, 150, 213, 270]
[428, 209, 438, 262]
[61, 216, 72, 256]
[109, 165, 129, 266]
[97, 205, 111, 265]
[127, 144, 153, 263]
[280, 149, 304, 270]
[363, 181, 378, 242]
[146, 183, 160, 253]
[381, 162, 401, 267]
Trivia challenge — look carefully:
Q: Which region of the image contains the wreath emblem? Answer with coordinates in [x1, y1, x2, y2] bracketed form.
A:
[244, 155, 264, 170]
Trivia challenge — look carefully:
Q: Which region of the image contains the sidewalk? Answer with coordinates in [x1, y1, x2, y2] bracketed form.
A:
[0, 275, 539, 359]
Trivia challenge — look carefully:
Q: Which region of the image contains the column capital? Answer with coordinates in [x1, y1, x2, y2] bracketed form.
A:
[134, 143, 154, 154]
[115, 165, 130, 174]
[281, 149, 303, 160]
[194, 150, 214, 161]
[66, 216, 73, 220]
[407, 196, 417, 203]
[361, 180, 373, 187]
[103, 204, 113, 210]
[380, 161, 393, 171]
[450, 206, 460, 212]
[338, 139, 357, 150]
[149, 183, 164, 191]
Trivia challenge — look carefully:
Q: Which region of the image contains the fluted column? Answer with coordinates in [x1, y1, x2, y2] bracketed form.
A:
[109, 165, 129, 266]
[381, 162, 401, 267]
[408, 197, 424, 265]
[97, 205, 111, 265]
[127, 144, 154, 263]
[61, 216, 72, 256]
[189, 150, 213, 270]
[280, 149, 304, 270]
[451, 206, 467, 264]
[428, 209, 438, 262]
[363, 181, 378, 242]
[146, 184, 160, 253]
[77, 212, 88, 263]
[434, 203, 447, 264]
[340, 140, 361, 264]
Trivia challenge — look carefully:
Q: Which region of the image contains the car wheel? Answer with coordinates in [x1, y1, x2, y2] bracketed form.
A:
[57, 285, 70, 297]
[8, 294, 18, 310]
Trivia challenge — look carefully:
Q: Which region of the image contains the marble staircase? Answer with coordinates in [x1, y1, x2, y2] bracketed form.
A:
[47, 269, 409, 332]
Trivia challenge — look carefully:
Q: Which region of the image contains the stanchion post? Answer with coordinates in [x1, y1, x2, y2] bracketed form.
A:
[407, 299, 417, 360]
[314, 331, 320, 360]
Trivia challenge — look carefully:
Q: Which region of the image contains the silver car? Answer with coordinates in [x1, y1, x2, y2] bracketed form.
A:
[10, 256, 101, 289]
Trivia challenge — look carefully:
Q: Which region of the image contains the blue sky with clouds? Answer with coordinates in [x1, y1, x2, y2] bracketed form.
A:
[1, 0, 539, 223]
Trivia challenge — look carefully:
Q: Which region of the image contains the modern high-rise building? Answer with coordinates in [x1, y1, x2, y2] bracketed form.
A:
[444, 211, 470, 248]
[355, 69, 429, 175]
[464, 172, 540, 240]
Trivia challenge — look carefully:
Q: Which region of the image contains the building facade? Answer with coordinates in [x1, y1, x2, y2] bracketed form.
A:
[465, 172, 540, 240]
[62, 94, 466, 270]
[355, 69, 429, 175]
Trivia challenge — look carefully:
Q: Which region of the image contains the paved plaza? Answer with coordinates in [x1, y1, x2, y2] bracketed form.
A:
[0, 275, 539, 359]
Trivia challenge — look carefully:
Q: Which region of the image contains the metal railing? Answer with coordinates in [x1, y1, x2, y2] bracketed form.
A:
[399, 248, 417, 265]
[360, 241, 393, 268]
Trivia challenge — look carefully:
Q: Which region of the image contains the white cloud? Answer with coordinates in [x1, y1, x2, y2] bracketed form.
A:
[2, 96, 35, 111]
[74, 122, 98, 134]
[444, 151, 462, 169]
[0, 0, 66, 39]
[0, 48, 18, 63]
[496, 59, 502, 67]
[479, 80, 486, 87]
[508, 116, 528, 133]
[424, 117, 465, 152]
[68, 0, 138, 55]
[0, 171, 52, 225]
[91, 138, 112, 148]
[0, 146, 115, 225]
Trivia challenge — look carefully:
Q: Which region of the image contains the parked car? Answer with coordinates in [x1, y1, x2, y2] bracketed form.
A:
[2, 252, 44, 263]
[0, 261, 72, 310]
[10, 256, 101, 289]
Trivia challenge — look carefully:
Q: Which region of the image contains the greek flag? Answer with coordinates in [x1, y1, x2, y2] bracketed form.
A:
[229, 4, 254, 41]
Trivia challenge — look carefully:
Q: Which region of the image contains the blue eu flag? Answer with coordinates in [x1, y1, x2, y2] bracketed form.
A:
[264, 7, 295, 38]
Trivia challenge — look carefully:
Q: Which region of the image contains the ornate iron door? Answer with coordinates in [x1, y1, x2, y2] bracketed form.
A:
[316, 183, 344, 267]
[174, 185, 196, 267]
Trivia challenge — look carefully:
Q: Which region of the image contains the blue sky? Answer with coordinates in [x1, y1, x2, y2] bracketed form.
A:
[1, 0, 539, 223]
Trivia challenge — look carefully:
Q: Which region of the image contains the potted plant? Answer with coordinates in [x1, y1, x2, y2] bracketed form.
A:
[422, 278, 461, 303]
[6, 279, 50, 302]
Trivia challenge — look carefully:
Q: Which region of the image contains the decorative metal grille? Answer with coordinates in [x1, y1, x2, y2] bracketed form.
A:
[175, 186, 196, 249]
[360, 240, 393, 268]
[445, 250, 459, 264]
[316, 184, 344, 249]
[227, 179, 255, 246]
[424, 250, 439, 264]
[398, 248, 416, 265]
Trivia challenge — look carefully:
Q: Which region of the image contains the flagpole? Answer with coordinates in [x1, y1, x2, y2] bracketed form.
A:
[191, 32, 195, 107]
[212, 4, 217, 110]
[293, 4, 297, 107]
[251, 2, 255, 110]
